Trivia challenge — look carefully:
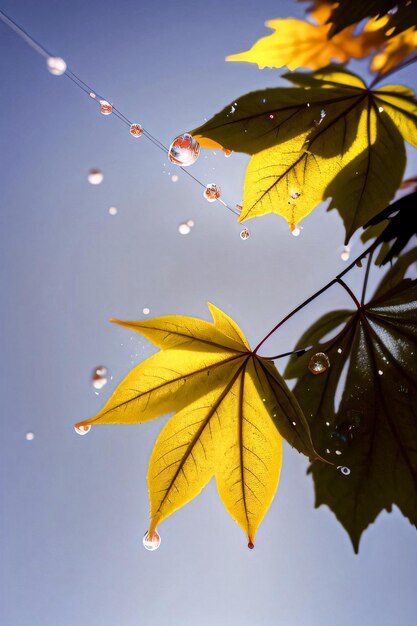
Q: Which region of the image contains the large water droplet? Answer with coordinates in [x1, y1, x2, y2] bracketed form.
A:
[203, 183, 221, 202]
[308, 352, 330, 375]
[88, 168, 104, 185]
[130, 123, 143, 138]
[168, 134, 200, 166]
[46, 56, 67, 75]
[100, 100, 113, 115]
[240, 228, 250, 240]
[92, 366, 108, 390]
[75, 424, 91, 436]
[337, 465, 351, 476]
[143, 530, 161, 551]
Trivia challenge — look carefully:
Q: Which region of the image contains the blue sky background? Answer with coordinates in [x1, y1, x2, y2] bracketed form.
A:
[1, 1, 416, 625]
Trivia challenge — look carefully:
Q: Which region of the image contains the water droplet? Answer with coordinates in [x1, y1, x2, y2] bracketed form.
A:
[306, 103, 311, 107]
[325, 421, 330, 426]
[338, 465, 351, 476]
[292, 227, 301, 237]
[240, 228, 250, 240]
[178, 223, 191, 235]
[143, 307, 150, 315]
[203, 183, 221, 202]
[25, 432, 35, 441]
[308, 352, 330, 375]
[269, 114, 274, 119]
[171, 174, 179, 182]
[378, 106, 384, 112]
[89, 92, 96, 99]
[92, 366, 108, 390]
[335, 449, 342, 456]
[378, 369, 383, 375]
[247, 540, 254, 549]
[168, 133, 200, 167]
[100, 100, 113, 115]
[337, 348, 342, 354]
[46, 56, 67, 75]
[87, 168, 104, 185]
[223, 148, 232, 158]
[109, 206, 118, 216]
[230, 105, 236, 114]
[75, 424, 91, 436]
[143, 529, 161, 551]
[291, 191, 301, 199]
[341, 245, 350, 262]
[130, 123, 143, 138]
[262, 98, 266, 104]
[292, 421, 297, 426]
[235, 204, 243, 215]
[187, 219, 195, 228]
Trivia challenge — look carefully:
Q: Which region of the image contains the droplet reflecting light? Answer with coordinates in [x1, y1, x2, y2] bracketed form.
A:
[168, 134, 200, 166]
[308, 352, 330, 375]
[25, 432, 35, 441]
[130, 123, 143, 137]
[75, 424, 91, 436]
[143, 307, 150, 315]
[92, 366, 108, 390]
[341, 245, 350, 261]
[100, 100, 113, 115]
[109, 206, 118, 216]
[223, 148, 232, 157]
[292, 227, 301, 237]
[240, 228, 250, 240]
[338, 466, 351, 475]
[143, 529, 161, 551]
[203, 183, 221, 202]
[88, 169, 104, 185]
[46, 56, 67, 76]
[178, 223, 191, 235]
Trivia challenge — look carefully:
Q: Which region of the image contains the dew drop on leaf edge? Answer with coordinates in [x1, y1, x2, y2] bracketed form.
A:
[143, 530, 161, 551]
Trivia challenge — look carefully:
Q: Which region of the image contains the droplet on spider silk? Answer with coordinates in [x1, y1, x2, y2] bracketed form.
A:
[100, 100, 113, 115]
[89, 92, 96, 99]
[240, 228, 250, 240]
[130, 123, 143, 138]
[87, 168, 104, 185]
[178, 223, 191, 235]
[308, 352, 330, 375]
[341, 245, 350, 262]
[337, 466, 351, 476]
[223, 148, 232, 158]
[168, 133, 200, 166]
[92, 366, 108, 390]
[74, 424, 91, 436]
[143, 529, 161, 551]
[203, 183, 221, 202]
[46, 56, 67, 75]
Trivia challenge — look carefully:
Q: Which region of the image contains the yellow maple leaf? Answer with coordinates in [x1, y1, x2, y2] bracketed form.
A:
[226, 5, 373, 71]
[76, 304, 321, 546]
[371, 28, 417, 74]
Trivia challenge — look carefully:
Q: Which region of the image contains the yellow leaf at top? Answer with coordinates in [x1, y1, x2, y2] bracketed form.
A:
[226, 6, 373, 71]
[371, 28, 417, 74]
[77, 305, 320, 546]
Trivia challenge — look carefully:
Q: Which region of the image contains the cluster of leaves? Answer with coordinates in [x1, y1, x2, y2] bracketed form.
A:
[80, 0, 417, 551]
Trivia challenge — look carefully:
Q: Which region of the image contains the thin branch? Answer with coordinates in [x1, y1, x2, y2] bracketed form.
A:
[264, 346, 312, 360]
[253, 239, 379, 355]
[336, 278, 362, 309]
[361, 248, 375, 305]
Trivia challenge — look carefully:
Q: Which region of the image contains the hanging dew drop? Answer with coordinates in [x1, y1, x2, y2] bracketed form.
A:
[223, 148, 232, 157]
[88, 168, 104, 185]
[308, 352, 330, 375]
[143, 530, 161, 551]
[130, 123, 143, 138]
[74, 424, 91, 436]
[341, 246, 350, 262]
[100, 100, 113, 115]
[168, 133, 200, 166]
[240, 228, 250, 240]
[203, 183, 221, 202]
[46, 56, 67, 75]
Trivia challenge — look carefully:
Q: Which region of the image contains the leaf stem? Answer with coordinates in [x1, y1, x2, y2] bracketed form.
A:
[336, 277, 362, 309]
[361, 248, 374, 304]
[264, 346, 312, 360]
[370, 51, 417, 88]
[253, 240, 379, 355]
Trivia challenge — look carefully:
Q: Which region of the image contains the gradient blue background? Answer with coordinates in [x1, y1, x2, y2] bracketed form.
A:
[1, 1, 416, 625]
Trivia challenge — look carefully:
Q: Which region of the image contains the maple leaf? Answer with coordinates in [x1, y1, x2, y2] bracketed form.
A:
[363, 190, 417, 264]
[326, 0, 417, 37]
[285, 249, 417, 551]
[76, 304, 320, 546]
[191, 67, 417, 240]
[226, 5, 372, 71]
